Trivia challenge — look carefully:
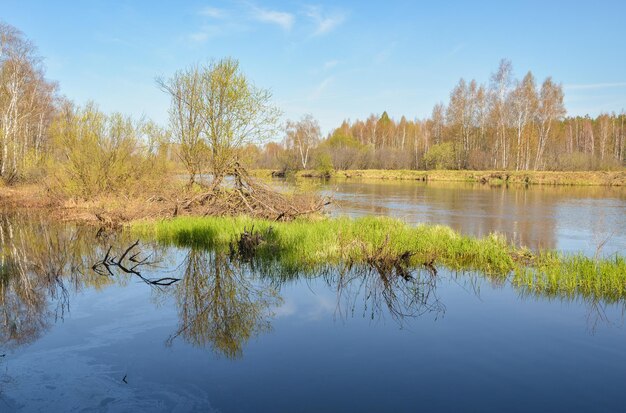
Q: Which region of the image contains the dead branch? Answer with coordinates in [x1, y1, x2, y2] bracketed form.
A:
[92, 240, 180, 286]
[176, 163, 330, 221]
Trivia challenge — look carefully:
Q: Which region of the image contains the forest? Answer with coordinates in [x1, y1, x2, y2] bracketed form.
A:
[1, 21, 624, 198]
[257, 61, 625, 173]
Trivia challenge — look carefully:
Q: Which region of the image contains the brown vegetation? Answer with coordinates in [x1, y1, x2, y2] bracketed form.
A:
[0, 170, 328, 227]
[253, 169, 626, 186]
[177, 166, 329, 221]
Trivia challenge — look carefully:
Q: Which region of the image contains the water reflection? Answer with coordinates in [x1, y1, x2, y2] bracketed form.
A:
[169, 250, 280, 359]
[334, 264, 445, 324]
[318, 180, 626, 255]
[0, 214, 97, 348]
[0, 214, 450, 359]
[0, 212, 624, 364]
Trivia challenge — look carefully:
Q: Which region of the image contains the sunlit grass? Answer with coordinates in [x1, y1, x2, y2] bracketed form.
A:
[132, 215, 516, 274]
[250, 169, 626, 186]
[131, 215, 626, 301]
[513, 252, 626, 301]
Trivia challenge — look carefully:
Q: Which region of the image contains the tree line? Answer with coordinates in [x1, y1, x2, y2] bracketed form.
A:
[255, 60, 625, 172]
[1, 22, 624, 196]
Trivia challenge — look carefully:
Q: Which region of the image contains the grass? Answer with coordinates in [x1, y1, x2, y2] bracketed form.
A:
[132, 215, 515, 273]
[251, 169, 626, 186]
[513, 252, 626, 301]
[130, 215, 626, 301]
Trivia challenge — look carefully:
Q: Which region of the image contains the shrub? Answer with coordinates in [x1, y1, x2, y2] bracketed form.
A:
[46, 102, 170, 199]
[314, 152, 334, 177]
[423, 142, 456, 169]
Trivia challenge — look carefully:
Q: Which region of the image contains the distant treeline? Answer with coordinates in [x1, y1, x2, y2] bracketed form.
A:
[253, 61, 625, 172]
[2, 21, 624, 193]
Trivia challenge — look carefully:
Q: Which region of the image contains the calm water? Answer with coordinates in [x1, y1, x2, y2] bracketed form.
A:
[319, 180, 626, 256]
[2, 181, 626, 412]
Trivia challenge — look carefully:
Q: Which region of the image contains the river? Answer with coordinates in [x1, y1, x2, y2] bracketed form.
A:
[1, 180, 625, 412]
[320, 180, 626, 256]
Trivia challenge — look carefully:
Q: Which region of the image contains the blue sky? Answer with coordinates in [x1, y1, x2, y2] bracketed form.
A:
[2, 0, 626, 134]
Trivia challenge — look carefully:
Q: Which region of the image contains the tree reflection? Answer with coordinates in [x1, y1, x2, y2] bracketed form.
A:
[0, 215, 87, 347]
[0, 213, 136, 348]
[168, 250, 281, 359]
[0, 211, 624, 363]
[333, 262, 445, 324]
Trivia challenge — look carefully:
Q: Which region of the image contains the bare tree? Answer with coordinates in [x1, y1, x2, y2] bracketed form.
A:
[447, 78, 477, 168]
[157, 64, 206, 185]
[489, 59, 513, 169]
[534, 77, 565, 169]
[509, 71, 537, 170]
[431, 103, 445, 145]
[598, 113, 609, 161]
[285, 114, 321, 169]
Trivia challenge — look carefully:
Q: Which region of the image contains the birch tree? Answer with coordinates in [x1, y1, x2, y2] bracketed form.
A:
[509, 71, 537, 170]
[534, 77, 565, 169]
[447, 78, 476, 168]
[285, 114, 320, 169]
[0, 23, 56, 183]
[489, 59, 513, 168]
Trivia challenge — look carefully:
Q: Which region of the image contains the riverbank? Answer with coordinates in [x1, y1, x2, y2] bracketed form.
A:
[0, 183, 174, 226]
[251, 169, 626, 186]
[0, 177, 325, 226]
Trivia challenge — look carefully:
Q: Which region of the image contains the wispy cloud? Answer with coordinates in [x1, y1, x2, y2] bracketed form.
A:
[251, 6, 294, 31]
[310, 76, 334, 100]
[192, 4, 346, 39]
[305, 6, 346, 36]
[187, 23, 248, 44]
[323, 59, 339, 70]
[446, 43, 465, 58]
[188, 24, 229, 43]
[199, 6, 227, 19]
[189, 31, 211, 43]
[564, 82, 626, 91]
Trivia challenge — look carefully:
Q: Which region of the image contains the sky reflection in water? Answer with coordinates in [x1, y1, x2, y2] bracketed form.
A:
[1, 180, 626, 412]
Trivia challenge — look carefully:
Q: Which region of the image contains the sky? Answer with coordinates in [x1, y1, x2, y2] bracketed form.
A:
[2, 0, 626, 135]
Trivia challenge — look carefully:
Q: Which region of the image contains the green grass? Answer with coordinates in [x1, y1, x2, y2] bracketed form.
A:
[131, 215, 516, 274]
[131, 215, 626, 301]
[513, 252, 626, 301]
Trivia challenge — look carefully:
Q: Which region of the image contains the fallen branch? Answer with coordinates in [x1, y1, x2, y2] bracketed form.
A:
[92, 240, 181, 286]
[177, 164, 330, 221]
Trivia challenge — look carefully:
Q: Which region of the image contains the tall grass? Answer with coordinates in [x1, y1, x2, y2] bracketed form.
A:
[513, 252, 626, 302]
[132, 216, 515, 273]
[131, 215, 626, 301]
